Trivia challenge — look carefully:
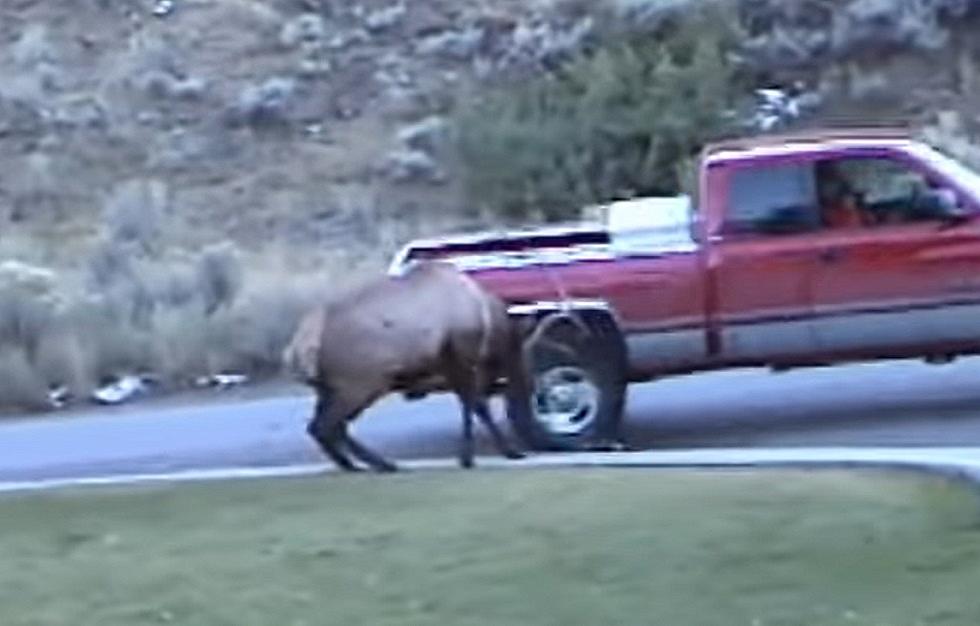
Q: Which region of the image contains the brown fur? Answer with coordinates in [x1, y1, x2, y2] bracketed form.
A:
[283, 261, 530, 472]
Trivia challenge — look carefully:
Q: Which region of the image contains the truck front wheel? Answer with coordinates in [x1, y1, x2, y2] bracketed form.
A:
[507, 314, 628, 452]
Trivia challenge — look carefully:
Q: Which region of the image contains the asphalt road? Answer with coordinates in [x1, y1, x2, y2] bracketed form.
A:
[4, 356, 980, 482]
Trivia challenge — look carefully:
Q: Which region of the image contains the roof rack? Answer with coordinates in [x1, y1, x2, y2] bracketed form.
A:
[702, 124, 915, 157]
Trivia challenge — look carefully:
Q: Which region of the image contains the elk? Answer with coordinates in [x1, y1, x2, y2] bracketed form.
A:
[283, 261, 531, 472]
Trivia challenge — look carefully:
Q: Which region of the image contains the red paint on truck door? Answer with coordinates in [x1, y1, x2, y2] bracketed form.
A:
[703, 159, 826, 362]
[805, 154, 980, 355]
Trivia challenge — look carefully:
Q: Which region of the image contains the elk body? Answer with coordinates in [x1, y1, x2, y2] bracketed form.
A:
[283, 261, 530, 472]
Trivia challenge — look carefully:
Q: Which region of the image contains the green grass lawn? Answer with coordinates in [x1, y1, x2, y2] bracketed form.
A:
[2, 468, 980, 626]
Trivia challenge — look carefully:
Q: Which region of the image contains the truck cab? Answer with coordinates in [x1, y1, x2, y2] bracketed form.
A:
[699, 130, 980, 370]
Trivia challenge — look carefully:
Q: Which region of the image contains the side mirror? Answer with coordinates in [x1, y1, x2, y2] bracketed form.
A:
[933, 187, 959, 212]
[937, 189, 972, 229]
[917, 186, 971, 228]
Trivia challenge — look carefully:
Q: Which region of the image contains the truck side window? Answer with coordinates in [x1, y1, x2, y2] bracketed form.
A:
[827, 157, 962, 225]
[724, 162, 821, 236]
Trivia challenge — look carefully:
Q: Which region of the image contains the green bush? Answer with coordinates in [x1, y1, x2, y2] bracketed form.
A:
[454, 2, 747, 222]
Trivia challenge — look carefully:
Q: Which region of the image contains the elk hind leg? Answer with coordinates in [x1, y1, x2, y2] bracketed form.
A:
[307, 389, 360, 472]
[329, 383, 399, 473]
[343, 427, 398, 473]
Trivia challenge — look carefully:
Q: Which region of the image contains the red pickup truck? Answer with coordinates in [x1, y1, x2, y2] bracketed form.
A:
[389, 128, 980, 451]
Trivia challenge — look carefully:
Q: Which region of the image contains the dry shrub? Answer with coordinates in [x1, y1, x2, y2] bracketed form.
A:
[88, 238, 243, 316]
[8, 152, 62, 223]
[64, 297, 154, 382]
[32, 328, 94, 395]
[88, 240, 133, 289]
[209, 285, 318, 376]
[140, 259, 200, 310]
[0, 287, 52, 355]
[103, 179, 170, 252]
[0, 261, 60, 355]
[0, 346, 47, 411]
[147, 302, 213, 385]
[197, 241, 243, 314]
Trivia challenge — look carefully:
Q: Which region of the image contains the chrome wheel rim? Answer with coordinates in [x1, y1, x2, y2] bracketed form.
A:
[532, 366, 600, 437]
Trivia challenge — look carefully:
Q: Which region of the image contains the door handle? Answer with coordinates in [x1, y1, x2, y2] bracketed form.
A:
[819, 247, 844, 263]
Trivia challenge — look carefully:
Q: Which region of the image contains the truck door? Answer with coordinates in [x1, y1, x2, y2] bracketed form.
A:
[805, 153, 980, 355]
[707, 158, 824, 362]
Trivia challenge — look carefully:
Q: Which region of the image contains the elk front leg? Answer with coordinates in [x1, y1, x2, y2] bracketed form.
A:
[444, 353, 481, 469]
[474, 400, 524, 460]
[460, 398, 475, 468]
[450, 379, 479, 469]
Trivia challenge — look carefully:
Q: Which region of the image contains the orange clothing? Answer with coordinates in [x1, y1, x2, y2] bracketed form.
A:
[823, 198, 864, 229]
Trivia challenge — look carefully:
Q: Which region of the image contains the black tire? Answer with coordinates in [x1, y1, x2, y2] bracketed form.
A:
[506, 314, 628, 452]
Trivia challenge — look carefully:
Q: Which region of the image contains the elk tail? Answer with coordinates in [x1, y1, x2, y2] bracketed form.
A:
[282, 307, 326, 386]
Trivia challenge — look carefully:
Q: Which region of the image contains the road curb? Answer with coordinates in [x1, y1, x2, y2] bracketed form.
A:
[5, 448, 980, 494]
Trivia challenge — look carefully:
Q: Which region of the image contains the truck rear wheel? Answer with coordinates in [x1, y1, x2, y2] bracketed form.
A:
[507, 314, 628, 452]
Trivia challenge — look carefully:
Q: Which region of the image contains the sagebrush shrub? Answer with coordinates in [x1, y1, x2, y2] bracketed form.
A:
[104, 179, 169, 252]
[197, 241, 244, 314]
[0, 346, 47, 411]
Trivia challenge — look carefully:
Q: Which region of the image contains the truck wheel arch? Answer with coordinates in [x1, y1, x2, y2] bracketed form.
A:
[506, 301, 630, 451]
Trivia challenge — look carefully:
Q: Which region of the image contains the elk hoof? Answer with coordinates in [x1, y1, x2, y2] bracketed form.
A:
[504, 449, 526, 461]
[460, 457, 475, 469]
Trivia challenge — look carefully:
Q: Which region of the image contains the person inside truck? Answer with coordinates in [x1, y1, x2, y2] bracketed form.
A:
[815, 160, 868, 229]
